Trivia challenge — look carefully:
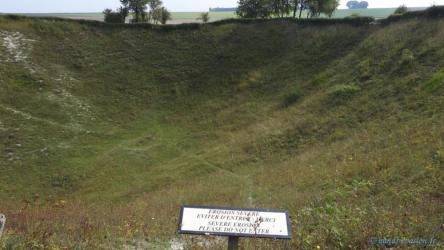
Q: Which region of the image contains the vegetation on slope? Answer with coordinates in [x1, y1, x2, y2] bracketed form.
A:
[0, 9, 443, 249]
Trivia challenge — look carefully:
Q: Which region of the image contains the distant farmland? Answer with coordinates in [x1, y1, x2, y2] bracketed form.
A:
[1, 8, 427, 23]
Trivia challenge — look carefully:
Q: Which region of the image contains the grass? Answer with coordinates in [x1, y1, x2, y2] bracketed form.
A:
[0, 8, 443, 249]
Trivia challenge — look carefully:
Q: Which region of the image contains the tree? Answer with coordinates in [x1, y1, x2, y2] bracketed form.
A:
[197, 12, 210, 23]
[121, 0, 149, 23]
[271, 0, 292, 18]
[119, 0, 130, 14]
[108, 0, 169, 24]
[306, 0, 339, 18]
[236, 0, 338, 19]
[292, 0, 301, 18]
[394, 5, 408, 15]
[322, 0, 339, 17]
[155, 7, 171, 24]
[298, 0, 309, 18]
[103, 8, 128, 23]
[147, 0, 163, 22]
[306, 0, 318, 17]
[236, 0, 274, 18]
[118, 0, 130, 21]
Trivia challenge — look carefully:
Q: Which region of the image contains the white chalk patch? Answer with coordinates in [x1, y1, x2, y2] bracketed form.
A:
[0, 31, 36, 73]
[169, 238, 185, 250]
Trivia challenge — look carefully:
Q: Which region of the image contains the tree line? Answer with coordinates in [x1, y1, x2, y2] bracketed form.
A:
[103, 0, 171, 24]
[103, 0, 342, 25]
[236, 0, 340, 19]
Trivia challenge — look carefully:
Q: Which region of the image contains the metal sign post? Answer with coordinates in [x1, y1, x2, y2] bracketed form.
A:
[0, 214, 5, 239]
[177, 205, 292, 250]
[228, 236, 239, 250]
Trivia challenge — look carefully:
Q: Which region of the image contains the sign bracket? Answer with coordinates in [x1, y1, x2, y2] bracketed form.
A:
[228, 236, 239, 250]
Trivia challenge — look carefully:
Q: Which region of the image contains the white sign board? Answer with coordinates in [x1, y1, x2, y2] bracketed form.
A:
[178, 205, 291, 239]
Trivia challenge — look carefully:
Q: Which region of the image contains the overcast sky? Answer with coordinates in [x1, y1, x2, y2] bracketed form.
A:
[1, 0, 443, 13]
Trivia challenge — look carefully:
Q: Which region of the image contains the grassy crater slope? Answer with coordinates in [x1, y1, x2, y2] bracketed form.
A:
[0, 14, 443, 249]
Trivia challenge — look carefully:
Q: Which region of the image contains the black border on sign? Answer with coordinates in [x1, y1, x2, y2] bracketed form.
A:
[177, 205, 292, 239]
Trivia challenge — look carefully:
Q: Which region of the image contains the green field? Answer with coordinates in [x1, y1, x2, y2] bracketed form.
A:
[2, 7, 427, 24]
[0, 8, 443, 249]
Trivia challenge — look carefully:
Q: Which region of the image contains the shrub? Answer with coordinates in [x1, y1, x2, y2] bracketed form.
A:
[158, 7, 172, 25]
[422, 70, 444, 93]
[197, 12, 210, 23]
[281, 90, 303, 108]
[309, 73, 330, 87]
[383, 5, 444, 24]
[326, 84, 360, 104]
[236, 0, 273, 18]
[341, 16, 375, 26]
[394, 5, 408, 15]
[423, 5, 444, 18]
[400, 49, 415, 65]
[103, 9, 126, 24]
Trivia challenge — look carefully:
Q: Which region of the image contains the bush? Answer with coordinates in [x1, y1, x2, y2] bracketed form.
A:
[236, 0, 273, 18]
[309, 73, 330, 87]
[383, 5, 444, 24]
[423, 5, 444, 18]
[400, 49, 415, 65]
[326, 84, 360, 104]
[197, 12, 210, 23]
[210, 16, 375, 27]
[103, 9, 126, 24]
[281, 90, 303, 108]
[158, 7, 172, 25]
[357, 58, 371, 79]
[394, 5, 408, 15]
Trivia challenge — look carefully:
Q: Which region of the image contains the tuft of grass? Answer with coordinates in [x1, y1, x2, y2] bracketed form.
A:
[281, 89, 303, 108]
[422, 70, 444, 93]
[325, 84, 361, 104]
